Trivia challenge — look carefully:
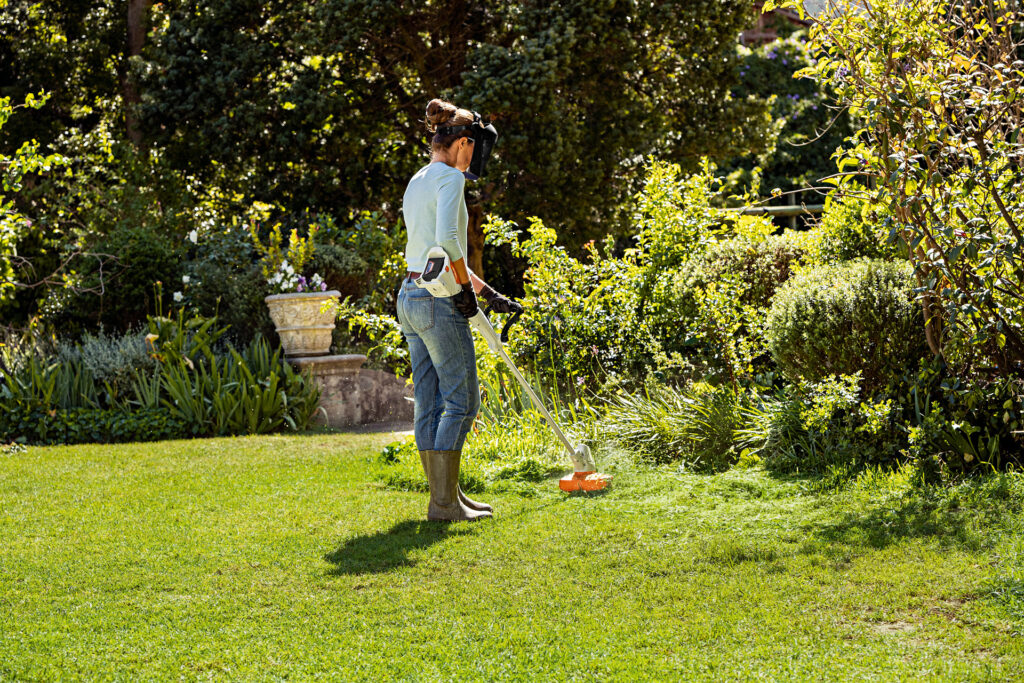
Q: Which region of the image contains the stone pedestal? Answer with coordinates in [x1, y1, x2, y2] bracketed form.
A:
[289, 354, 414, 428]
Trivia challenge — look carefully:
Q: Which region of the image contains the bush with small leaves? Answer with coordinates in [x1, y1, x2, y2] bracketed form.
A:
[766, 258, 925, 392]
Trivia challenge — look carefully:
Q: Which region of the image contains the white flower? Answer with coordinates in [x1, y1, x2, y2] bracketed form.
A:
[182, 275, 191, 284]
[188, 229, 198, 244]
[173, 291, 183, 302]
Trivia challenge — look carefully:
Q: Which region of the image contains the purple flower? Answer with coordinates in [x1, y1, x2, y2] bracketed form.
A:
[782, 59, 788, 65]
[297, 283, 304, 292]
[320, 282, 328, 291]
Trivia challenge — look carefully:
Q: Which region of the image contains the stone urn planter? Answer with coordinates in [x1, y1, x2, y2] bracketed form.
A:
[264, 290, 341, 357]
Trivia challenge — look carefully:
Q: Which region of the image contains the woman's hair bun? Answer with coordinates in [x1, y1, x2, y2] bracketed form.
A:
[425, 98, 457, 132]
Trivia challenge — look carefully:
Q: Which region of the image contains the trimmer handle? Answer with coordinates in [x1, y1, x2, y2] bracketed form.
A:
[484, 304, 523, 344]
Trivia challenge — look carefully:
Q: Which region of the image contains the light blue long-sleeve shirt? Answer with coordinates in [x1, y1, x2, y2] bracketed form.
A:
[402, 161, 468, 272]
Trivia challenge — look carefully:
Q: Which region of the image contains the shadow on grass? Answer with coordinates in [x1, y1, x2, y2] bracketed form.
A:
[324, 520, 473, 575]
[761, 466, 1023, 553]
[812, 496, 995, 551]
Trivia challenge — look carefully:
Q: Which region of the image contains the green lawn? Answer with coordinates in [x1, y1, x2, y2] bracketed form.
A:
[2, 432, 1023, 680]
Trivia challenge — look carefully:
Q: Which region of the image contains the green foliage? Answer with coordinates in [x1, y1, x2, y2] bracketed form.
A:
[723, 33, 852, 204]
[2, 121, 209, 333]
[697, 232, 809, 309]
[0, 92, 67, 302]
[151, 315, 322, 437]
[0, 310, 322, 445]
[55, 327, 156, 399]
[0, 406, 188, 446]
[317, 211, 409, 370]
[767, 258, 925, 392]
[786, 0, 1024, 379]
[0, 1, 122, 150]
[0, 354, 101, 411]
[333, 298, 409, 375]
[655, 230, 807, 384]
[180, 226, 273, 345]
[137, 1, 772, 250]
[485, 159, 740, 389]
[604, 382, 742, 472]
[737, 373, 906, 475]
[805, 193, 900, 265]
[248, 218, 318, 294]
[94, 225, 185, 328]
[903, 362, 1024, 479]
[310, 211, 406, 309]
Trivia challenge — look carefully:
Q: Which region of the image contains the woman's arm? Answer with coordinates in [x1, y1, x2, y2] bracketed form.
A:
[435, 171, 466, 268]
[448, 259, 484, 295]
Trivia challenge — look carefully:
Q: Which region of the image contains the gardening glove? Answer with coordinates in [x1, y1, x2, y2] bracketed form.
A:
[480, 284, 524, 315]
[452, 282, 479, 318]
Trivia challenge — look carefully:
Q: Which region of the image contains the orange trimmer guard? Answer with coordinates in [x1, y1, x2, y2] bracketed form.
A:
[559, 471, 612, 493]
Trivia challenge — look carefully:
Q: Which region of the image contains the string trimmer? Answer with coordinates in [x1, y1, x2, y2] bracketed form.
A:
[415, 246, 612, 492]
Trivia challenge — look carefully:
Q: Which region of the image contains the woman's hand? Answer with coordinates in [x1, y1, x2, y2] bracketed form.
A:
[452, 282, 479, 318]
[480, 285, 524, 315]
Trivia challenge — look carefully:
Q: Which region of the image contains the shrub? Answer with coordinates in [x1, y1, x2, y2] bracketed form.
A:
[805, 194, 899, 265]
[0, 311, 324, 444]
[737, 373, 906, 475]
[603, 381, 741, 472]
[649, 231, 806, 385]
[55, 327, 156, 401]
[482, 159, 733, 390]
[181, 227, 273, 346]
[902, 363, 1024, 478]
[153, 327, 323, 437]
[766, 258, 925, 392]
[93, 224, 185, 329]
[665, 231, 808, 319]
[0, 354, 103, 411]
[0, 406, 189, 446]
[701, 232, 809, 309]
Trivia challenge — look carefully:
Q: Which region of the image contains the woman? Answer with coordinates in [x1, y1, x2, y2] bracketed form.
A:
[397, 98, 522, 522]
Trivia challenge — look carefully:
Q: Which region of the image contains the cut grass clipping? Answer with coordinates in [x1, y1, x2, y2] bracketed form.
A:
[376, 408, 568, 495]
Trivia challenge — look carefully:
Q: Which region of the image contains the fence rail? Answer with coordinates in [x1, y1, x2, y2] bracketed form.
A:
[726, 203, 825, 229]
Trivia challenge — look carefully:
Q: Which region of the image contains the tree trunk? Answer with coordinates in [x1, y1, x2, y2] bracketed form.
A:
[123, 0, 151, 146]
[467, 203, 485, 279]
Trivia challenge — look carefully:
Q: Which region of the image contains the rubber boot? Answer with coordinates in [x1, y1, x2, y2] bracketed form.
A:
[426, 450, 491, 522]
[420, 449, 492, 513]
[459, 485, 493, 513]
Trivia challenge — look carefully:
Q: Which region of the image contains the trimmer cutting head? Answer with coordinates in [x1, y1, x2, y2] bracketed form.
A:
[559, 445, 612, 493]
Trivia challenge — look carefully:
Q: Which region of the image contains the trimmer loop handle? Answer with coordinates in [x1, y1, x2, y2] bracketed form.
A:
[484, 303, 523, 344]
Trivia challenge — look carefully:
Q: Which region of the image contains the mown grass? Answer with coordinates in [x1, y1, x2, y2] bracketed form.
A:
[2, 433, 1024, 680]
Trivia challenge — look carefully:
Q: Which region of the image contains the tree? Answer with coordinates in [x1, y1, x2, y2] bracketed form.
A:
[140, 0, 774, 275]
[770, 0, 1024, 379]
[0, 93, 68, 303]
